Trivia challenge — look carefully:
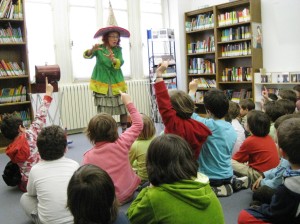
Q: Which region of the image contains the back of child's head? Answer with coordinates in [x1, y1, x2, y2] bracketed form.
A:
[203, 88, 229, 119]
[146, 134, 198, 186]
[274, 113, 300, 130]
[276, 99, 296, 114]
[225, 101, 240, 122]
[85, 113, 118, 144]
[0, 114, 23, 140]
[37, 125, 67, 161]
[268, 93, 278, 101]
[239, 98, 255, 111]
[278, 89, 297, 103]
[293, 84, 300, 93]
[247, 110, 270, 137]
[277, 118, 300, 165]
[169, 90, 194, 119]
[67, 164, 118, 224]
[264, 101, 286, 122]
[138, 114, 156, 140]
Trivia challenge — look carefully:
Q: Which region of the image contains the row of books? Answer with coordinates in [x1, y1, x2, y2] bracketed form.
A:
[220, 26, 251, 42]
[221, 67, 253, 82]
[0, 24, 23, 43]
[0, 59, 25, 76]
[0, 110, 31, 128]
[224, 89, 252, 103]
[0, 85, 27, 103]
[218, 8, 250, 27]
[187, 36, 215, 54]
[188, 58, 215, 74]
[185, 13, 214, 32]
[0, 0, 23, 19]
[220, 42, 251, 57]
[255, 72, 300, 84]
[194, 78, 216, 88]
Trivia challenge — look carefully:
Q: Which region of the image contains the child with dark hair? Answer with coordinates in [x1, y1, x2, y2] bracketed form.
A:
[232, 110, 280, 183]
[153, 61, 211, 159]
[278, 89, 297, 103]
[276, 98, 296, 114]
[83, 91, 143, 205]
[20, 125, 79, 224]
[263, 101, 286, 141]
[129, 113, 156, 183]
[0, 78, 53, 192]
[250, 113, 300, 207]
[189, 82, 240, 197]
[238, 118, 300, 224]
[238, 98, 255, 137]
[67, 164, 129, 224]
[225, 101, 246, 154]
[127, 134, 225, 224]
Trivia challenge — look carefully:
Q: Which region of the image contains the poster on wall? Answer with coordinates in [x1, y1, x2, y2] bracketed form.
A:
[252, 22, 262, 49]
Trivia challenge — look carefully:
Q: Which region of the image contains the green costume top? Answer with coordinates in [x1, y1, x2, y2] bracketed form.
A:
[84, 44, 127, 95]
[127, 173, 225, 224]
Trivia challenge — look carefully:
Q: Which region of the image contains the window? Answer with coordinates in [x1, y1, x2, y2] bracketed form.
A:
[25, 0, 55, 83]
[25, 0, 168, 83]
[69, 0, 98, 81]
[140, 0, 164, 76]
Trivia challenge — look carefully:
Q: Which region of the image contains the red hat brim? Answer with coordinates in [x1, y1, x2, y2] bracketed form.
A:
[94, 26, 130, 38]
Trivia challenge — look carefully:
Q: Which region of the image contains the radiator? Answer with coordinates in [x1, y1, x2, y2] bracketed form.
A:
[59, 80, 151, 131]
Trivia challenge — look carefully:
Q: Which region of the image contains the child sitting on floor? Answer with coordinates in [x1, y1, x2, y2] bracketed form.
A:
[83, 90, 143, 205]
[0, 77, 53, 192]
[127, 134, 225, 224]
[189, 81, 247, 197]
[20, 125, 79, 224]
[153, 61, 211, 159]
[225, 101, 246, 155]
[238, 98, 255, 137]
[251, 113, 300, 206]
[238, 118, 300, 224]
[232, 110, 280, 184]
[129, 113, 156, 184]
[67, 164, 129, 224]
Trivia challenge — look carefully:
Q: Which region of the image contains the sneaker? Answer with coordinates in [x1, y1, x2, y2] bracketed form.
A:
[211, 184, 233, 197]
[238, 176, 250, 189]
[232, 176, 250, 192]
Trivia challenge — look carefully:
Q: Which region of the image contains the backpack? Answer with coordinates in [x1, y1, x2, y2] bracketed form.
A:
[2, 161, 21, 186]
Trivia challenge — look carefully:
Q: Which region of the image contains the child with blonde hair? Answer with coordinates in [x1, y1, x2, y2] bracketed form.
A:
[154, 61, 211, 159]
[83, 91, 143, 205]
[129, 114, 156, 183]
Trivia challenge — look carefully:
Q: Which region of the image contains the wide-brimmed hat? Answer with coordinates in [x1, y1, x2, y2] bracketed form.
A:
[94, 2, 130, 38]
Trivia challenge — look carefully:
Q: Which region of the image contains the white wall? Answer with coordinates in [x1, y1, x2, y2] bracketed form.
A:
[170, 0, 300, 91]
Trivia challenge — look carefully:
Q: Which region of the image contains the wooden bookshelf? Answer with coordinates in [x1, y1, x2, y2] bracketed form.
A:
[0, 0, 32, 152]
[185, 0, 262, 112]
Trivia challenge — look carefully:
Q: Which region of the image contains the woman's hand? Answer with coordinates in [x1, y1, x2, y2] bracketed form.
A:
[252, 176, 263, 191]
[88, 44, 103, 56]
[103, 48, 116, 64]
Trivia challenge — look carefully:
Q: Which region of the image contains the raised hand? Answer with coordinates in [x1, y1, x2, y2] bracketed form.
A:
[189, 80, 198, 93]
[119, 90, 132, 105]
[156, 61, 169, 75]
[45, 77, 54, 96]
[262, 86, 269, 100]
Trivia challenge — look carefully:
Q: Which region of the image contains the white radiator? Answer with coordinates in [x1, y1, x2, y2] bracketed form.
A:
[59, 80, 151, 131]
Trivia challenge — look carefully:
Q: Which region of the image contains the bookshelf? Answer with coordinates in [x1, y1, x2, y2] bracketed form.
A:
[0, 0, 32, 153]
[147, 29, 177, 122]
[185, 0, 262, 113]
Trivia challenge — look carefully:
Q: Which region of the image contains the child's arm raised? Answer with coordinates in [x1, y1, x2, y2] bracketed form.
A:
[118, 91, 143, 148]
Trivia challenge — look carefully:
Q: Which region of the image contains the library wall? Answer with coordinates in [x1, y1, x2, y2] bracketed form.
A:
[172, 0, 300, 91]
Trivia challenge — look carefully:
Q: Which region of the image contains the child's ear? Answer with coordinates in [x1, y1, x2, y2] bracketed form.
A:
[18, 125, 25, 133]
